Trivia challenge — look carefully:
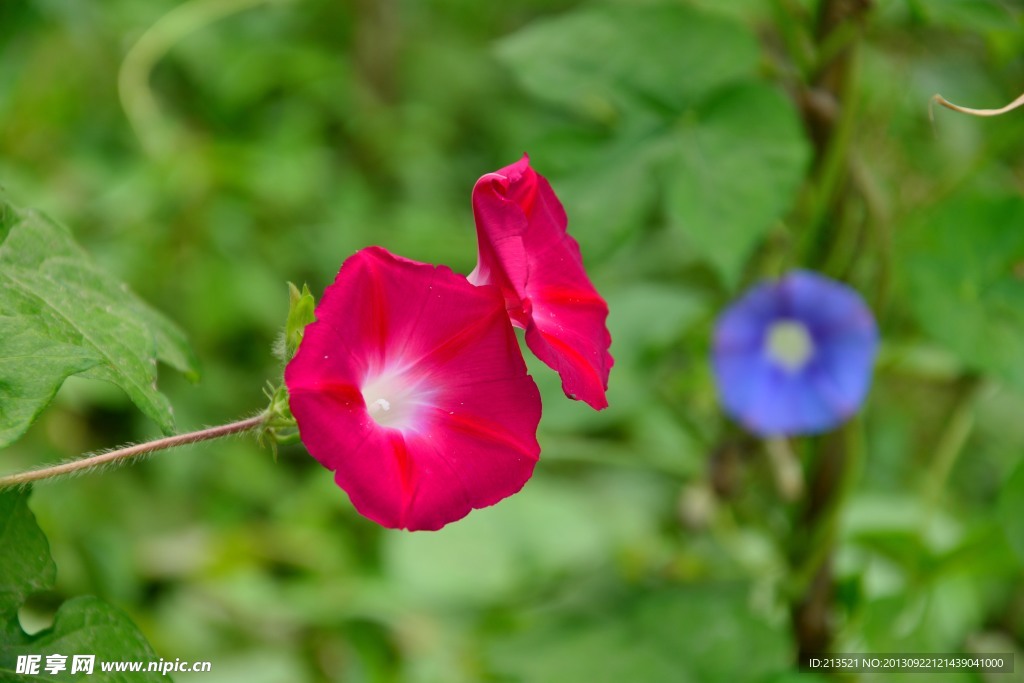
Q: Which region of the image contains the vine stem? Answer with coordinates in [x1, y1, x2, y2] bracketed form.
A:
[931, 91, 1024, 119]
[119, 0, 295, 156]
[0, 413, 267, 489]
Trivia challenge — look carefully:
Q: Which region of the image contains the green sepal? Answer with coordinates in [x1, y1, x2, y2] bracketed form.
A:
[262, 283, 313, 457]
[276, 282, 316, 362]
[257, 381, 299, 460]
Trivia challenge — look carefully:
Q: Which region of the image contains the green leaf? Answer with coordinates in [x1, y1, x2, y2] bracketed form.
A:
[0, 487, 55, 645]
[0, 322, 100, 450]
[533, 120, 666, 258]
[496, 1, 761, 119]
[664, 83, 811, 285]
[499, 4, 810, 284]
[486, 584, 791, 683]
[0, 489, 166, 682]
[0, 200, 199, 445]
[536, 84, 810, 285]
[898, 196, 1024, 390]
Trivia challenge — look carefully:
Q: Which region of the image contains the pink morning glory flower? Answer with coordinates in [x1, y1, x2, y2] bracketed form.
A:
[468, 155, 613, 410]
[712, 270, 878, 436]
[285, 247, 542, 531]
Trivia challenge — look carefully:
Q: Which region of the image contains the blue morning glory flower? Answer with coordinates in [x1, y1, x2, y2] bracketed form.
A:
[712, 270, 878, 436]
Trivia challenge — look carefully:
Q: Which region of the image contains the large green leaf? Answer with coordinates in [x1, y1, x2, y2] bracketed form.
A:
[898, 195, 1024, 389]
[486, 583, 792, 683]
[664, 83, 810, 284]
[496, 2, 761, 119]
[0, 489, 165, 682]
[0, 200, 199, 445]
[498, 3, 810, 285]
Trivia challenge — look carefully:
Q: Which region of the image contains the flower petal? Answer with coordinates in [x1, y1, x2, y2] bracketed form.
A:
[286, 247, 542, 530]
[469, 155, 613, 410]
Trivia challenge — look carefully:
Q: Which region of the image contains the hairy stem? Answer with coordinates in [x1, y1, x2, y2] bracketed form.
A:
[0, 414, 267, 488]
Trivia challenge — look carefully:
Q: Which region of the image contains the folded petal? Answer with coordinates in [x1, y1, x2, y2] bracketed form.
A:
[286, 247, 542, 530]
[469, 155, 613, 409]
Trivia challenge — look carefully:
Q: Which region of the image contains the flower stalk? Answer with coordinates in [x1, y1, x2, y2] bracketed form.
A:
[0, 413, 268, 489]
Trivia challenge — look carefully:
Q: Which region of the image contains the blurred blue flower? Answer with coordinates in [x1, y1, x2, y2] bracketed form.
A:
[712, 271, 878, 436]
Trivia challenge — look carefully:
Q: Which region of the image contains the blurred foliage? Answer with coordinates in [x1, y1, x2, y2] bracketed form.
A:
[1, 489, 165, 682]
[1, 0, 1024, 682]
[496, 2, 811, 283]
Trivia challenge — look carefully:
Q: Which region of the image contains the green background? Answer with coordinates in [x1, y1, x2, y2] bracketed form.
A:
[2, 0, 1024, 681]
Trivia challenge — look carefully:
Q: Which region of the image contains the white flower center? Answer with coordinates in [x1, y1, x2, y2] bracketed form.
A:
[361, 371, 424, 430]
[764, 319, 814, 372]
